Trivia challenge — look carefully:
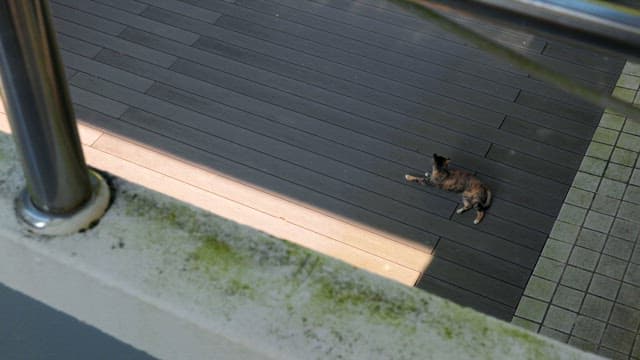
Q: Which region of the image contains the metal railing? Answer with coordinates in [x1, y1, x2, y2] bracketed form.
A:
[0, 0, 110, 235]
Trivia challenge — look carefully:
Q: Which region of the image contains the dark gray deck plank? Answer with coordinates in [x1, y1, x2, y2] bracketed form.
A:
[54, 0, 625, 320]
[424, 257, 523, 308]
[500, 116, 590, 154]
[56, 33, 103, 58]
[542, 42, 626, 73]
[54, 0, 199, 45]
[69, 85, 129, 118]
[452, 213, 547, 252]
[51, 2, 126, 36]
[53, 18, 177, 68]
[435, 239, 531, 288]
[487, 145, 578, 185]
[93, 0, 149, 14]
[417, 276, 514, 320]
[61, 50, 154, 92]
[515, 92, 602, 126]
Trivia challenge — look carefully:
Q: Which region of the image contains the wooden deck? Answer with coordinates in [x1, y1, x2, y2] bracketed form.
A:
[41, 0, 624, 320]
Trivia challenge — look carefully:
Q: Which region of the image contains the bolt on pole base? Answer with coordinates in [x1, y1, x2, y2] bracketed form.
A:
[15, 170, 111, 236]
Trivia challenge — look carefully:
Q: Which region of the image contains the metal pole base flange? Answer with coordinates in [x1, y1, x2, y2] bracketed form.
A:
[15, 170, 111, 236]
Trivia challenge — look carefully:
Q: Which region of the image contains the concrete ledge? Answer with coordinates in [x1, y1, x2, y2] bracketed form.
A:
[0, 134, 600, 359]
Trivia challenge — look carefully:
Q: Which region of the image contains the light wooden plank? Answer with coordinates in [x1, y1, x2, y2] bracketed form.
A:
[93, 133, 433, 271]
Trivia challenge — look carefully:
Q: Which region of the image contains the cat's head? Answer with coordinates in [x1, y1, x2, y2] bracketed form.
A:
[432, 153, 450, 170]
[429, 153, 450, 179]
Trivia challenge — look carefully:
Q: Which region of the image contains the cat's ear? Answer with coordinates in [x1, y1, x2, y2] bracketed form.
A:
[433, 153, 438, 159]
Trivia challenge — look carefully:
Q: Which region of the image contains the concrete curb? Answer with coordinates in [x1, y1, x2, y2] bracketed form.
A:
[0, 132, 598, 359]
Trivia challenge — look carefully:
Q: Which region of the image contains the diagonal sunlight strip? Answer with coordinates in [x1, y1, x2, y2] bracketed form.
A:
[0, 104, 432, 286]
[390, 0, 640, 122]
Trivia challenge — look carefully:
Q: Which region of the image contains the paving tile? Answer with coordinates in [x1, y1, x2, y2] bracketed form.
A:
[579, 157, 607, 176]
[565, 187, 594, 209]
[617, 74, 640, 90]
[593, 127, 619, 145]
[618, 283, 640, 309]
[568, 336, 598, 353]
[613, 87, 637, 103]
[618, 133, 640, 152]
[599, 346, 630, 360]
[633, 169, 640, 187]
[511, 316, 540, 332]
[571, 315, 606, 344]
[534, 256, 565, 282]
[542, 239, 572, 263]
[524, 276, 556, 302]
[625, 185, 640, 204]
[568, 246, 600, 271]
[600, 113, 625, 131]
[590, 194, 621, 216]
[539, 326, 570, 343]
[576, 228, 607, 252]
[611, 147, 638, 167]
[632, 247, 640, 264]
[603, 236, 634, 261]
[598, 178, 627, 199]
[549, 221, 580, 244]
[625, 263, 640, 287]
[624, 119, 640, 136]
[573, 172, 602, 192]
[583, 211, 615, 233]
[618, 201, 640, 224]
[543, 305, 577, 333]
[633, 334, 640, 358]
[557, 204, 587, 226]
[597, 254, 629, 280]
[515, 296, 548, 323]
[605, 163, 633, 182]
[610, 303, 640, 331]
[623, 62, 640, 76]
[588, 273, 621, 300]
[601, 324, 636, 354]
[610, 218, 640, 241]
[586, 142, 613, 160]
[580, 294, 613, 321]
[551, 285, 584, 312]
[561, 266, 593, 291]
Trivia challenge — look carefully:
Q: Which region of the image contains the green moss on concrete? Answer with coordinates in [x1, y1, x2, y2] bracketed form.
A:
[311, 274, 422, 326]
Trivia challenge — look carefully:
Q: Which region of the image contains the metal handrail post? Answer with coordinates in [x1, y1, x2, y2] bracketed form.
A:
[0, 0, 110, 235]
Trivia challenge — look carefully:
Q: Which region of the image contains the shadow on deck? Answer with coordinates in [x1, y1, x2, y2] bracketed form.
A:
[51, 0, 624, 320]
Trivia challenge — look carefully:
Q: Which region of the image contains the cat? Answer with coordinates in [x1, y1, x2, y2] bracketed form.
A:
[405, 153, 492, 224]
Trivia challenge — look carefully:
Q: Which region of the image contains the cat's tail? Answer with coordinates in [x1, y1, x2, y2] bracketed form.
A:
[481, 187, 492, 209]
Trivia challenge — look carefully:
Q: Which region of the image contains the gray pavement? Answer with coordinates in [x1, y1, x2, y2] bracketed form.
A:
[513, 62, 640, 359]
[0, 282, 155, 360]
